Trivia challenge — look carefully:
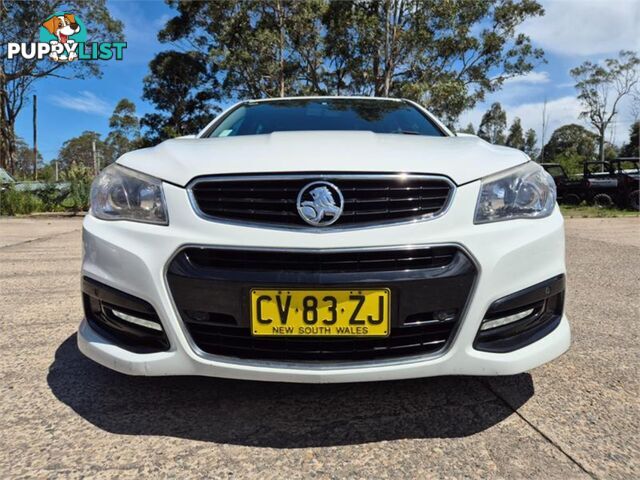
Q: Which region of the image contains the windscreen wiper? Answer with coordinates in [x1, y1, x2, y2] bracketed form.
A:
[395, 130, 421, 135]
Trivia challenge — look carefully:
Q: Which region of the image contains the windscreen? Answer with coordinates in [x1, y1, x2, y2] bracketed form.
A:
[207, 99, 445, 138]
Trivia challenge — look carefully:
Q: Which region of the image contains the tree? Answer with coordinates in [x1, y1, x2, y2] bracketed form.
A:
[0, 1, 123, 173]
[620, 121, 639, 158]
[603, 142, 619, 162]
[159, 0, 545, 124]
[12, 137, 43, 180]
[56, 131, 111, 172]
[571, 50, 640, 163]
[543, 124, 597, 174]
[524, 128, 538, 158]
[477, 102, 507, 145]
[325, 0, 545, 124]
[506, 117, 525, 150]
[141, 51, 218, 144]
[458, 123, 476, 135]
[160, 1, 326, 99]
[106, 99, 140, 163]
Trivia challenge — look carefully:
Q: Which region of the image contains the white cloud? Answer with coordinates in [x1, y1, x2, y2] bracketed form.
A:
[503, 71, 551, 85]
[509, 96, 584, 142]
[460, 94, 636, 147]
[459, 96, 577, 147]
[49, 90, 111, 116]
[520, 0, 640, 56]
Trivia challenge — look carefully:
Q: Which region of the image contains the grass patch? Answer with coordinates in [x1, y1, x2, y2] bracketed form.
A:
[560, 205, 639, 218]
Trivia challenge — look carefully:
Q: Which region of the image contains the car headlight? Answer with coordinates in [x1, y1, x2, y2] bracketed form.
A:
[474, 162, 556, 224]
[90, 164, 168, 225]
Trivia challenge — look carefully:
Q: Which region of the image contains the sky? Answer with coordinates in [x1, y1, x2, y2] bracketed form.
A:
[14, 0, 640, 163]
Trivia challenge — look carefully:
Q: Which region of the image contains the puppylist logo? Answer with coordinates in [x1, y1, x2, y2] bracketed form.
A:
[6, 12, 126, 62]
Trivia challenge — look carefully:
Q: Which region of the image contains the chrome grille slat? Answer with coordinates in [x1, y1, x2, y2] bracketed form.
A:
[189, 173, 454, 228]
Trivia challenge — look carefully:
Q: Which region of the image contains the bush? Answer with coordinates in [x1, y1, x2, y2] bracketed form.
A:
[34, 182, 69, 211]
[0, 186, 44, 215]
[62, 164, 93, 212]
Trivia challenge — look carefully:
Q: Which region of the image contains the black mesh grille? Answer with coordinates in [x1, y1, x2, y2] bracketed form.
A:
[186, 323, 454, 361]
[190, 174, 453, 227]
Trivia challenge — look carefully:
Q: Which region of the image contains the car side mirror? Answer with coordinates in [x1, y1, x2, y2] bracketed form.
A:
[176, 134, 197, 140]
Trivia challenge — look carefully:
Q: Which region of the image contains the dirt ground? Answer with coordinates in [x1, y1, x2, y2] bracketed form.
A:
[0, 216, 638, 479]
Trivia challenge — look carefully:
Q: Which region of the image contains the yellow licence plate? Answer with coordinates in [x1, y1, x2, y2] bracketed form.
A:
[250, 289, 390, 337]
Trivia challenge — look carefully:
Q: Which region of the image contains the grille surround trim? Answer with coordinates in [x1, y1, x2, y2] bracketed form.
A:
[187, 173, 457, 231]
[163, 243, 480, 368]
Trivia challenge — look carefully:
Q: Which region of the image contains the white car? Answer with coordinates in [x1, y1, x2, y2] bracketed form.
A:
[79, 96, 570, 383]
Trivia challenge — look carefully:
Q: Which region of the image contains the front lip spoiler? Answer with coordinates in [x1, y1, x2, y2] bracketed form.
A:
[161, 242, 482, 370]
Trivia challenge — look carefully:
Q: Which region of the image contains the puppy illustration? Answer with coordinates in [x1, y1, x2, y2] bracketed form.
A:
[41, 14, 80, 62]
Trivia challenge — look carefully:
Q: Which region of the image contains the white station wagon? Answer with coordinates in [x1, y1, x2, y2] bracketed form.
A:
[79, 97, 569, 383]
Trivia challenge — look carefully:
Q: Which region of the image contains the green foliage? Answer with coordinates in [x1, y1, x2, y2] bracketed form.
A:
[604, 142, 619, 162]
[157, 0, 545, 125]
[161, 1, 326, 99]
[524, 128, 538, 158]
[552, 152, 586, 176]
[33, 183, 69, 211]
[478, 102, 507, 144]
[620, 121, 639, 158]
[56, 131, 110, 172]
[560, 205, 639, 218]
[141, 51, 219, 144]
[543, 124, 597, 175]
[37, 163, 58, 182]
[0, 186, 43, 215]
[506, 117, 525, 150]
[458, 123, 476, 135]
[61, 164, 93, 212]
[11, 137, 43, 180]
[106, 99, 141, 162]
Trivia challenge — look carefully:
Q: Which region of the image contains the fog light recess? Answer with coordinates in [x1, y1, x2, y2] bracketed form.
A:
[474, 275, 565, 353]
[480, 307, 535, 331]
[110, 308, 163, 331]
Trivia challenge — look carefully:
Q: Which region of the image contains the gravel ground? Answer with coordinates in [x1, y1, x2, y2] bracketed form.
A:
[0, 216, 638, 479]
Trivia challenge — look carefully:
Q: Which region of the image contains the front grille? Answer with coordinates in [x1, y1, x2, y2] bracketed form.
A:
[167, 246, 477, 362]
[184, 246, 458, 273]
[189, 173, 454, 228]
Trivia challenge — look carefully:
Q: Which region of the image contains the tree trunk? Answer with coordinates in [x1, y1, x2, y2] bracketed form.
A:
[382, 0, 390, 96]
[277, 0, 285, 98]
[0, 122, 16, 173]
[598, 126, 606, 164]
[0, 67, 17, 173]
[0, 114, 16, 174]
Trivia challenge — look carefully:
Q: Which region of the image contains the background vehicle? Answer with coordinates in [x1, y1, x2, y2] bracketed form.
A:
[541, 163, 585, 205]
[542, 160, 639, 210]
[583, 160, 639, 209]
[611, 159, 639, 210]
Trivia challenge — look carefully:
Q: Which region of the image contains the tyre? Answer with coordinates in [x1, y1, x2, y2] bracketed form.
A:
[563, 194, 581, 205]
[629, 190, 640, 211]
[593, 193, 613, 208]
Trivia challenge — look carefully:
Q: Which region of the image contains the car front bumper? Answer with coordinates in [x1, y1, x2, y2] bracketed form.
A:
[78, 180, 570, 383]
